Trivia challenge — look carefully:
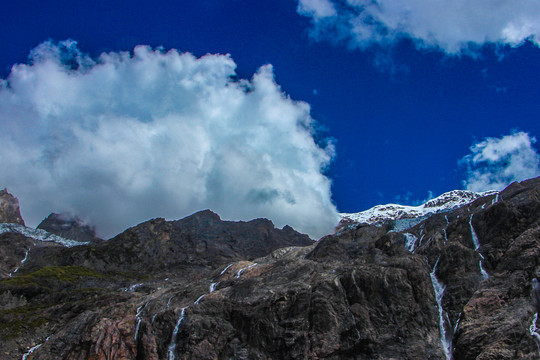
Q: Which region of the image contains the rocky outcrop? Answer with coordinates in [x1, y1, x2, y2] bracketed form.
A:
[0, 189, 24, 225]
[37, 213, 102, 243]
[0, 177, 539, 359]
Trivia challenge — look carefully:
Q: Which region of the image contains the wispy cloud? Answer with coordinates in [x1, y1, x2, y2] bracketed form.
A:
[461, 132, 540, 192]
[0, 40, 339, 239]
[297, 0, 540, 53]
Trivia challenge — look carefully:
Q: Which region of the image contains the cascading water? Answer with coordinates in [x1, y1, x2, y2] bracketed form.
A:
[22, 336, 50, 360]
[134, 302, 148, 340]
[530, 313, 540, 354]
[453, 314, 461, 334]
[207, 264, 234, 293]
[235, 263, 257, 278]
[168, 307, 188, 360]
[194, 294, 205, 304]
[218, 263, 234, 277]
[404, 233, 418, 253]
[430, 257, 452, 360]
[9, 248, 29, 277]
[469, 215, 489, 280]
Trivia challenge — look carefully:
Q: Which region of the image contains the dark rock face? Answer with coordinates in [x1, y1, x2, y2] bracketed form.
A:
[37, 213, 102, 243]
[0, 189, 25, 225]
[0, 177, 539, 359]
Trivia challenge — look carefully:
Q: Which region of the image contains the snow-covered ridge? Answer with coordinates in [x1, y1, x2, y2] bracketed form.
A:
[340, 189, 497, 225]
[0, 223, 89, 247]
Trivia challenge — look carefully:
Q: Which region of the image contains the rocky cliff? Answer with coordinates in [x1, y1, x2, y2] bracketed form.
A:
[0, 189, 25, 226]
[37, 213, 102, 243]
[0, 177, 539, 359]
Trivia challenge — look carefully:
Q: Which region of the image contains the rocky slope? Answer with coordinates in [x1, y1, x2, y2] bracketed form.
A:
[0, 177, 539, 359]
[37, 213, 102, 243]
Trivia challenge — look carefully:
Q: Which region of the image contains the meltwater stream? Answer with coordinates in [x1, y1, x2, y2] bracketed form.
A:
[134, 302, 149, 341]
[21, 336, 50, 360]
[167, 262, 241, 359]
[404, 233, 418, 253]
[469, 215, 489, 280]
[167, 261, 262, 358]
[235, 263, 258, 278]
[430, 257, 452, 360]
[530, 313, 540, 354]
[9, 248, 29, 277]
[167, 307, 188, 360]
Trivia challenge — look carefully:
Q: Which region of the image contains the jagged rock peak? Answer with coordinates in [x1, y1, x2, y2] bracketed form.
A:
[37, 212, 101, 243]
[0, 188, 25, 226]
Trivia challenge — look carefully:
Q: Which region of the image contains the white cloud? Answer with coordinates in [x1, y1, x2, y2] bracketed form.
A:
[297, 0, 540, 53]
[461, 132, 540, 192]
[0, 40, 339, 239]
[297, 0, 336, 19]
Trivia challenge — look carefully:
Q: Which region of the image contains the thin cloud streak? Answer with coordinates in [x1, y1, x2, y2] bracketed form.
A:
[0, 40, 339, 239]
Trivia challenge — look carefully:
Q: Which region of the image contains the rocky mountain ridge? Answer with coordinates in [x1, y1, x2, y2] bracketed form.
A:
[339, 189, 498, 231]
[0, 179, 539, 359]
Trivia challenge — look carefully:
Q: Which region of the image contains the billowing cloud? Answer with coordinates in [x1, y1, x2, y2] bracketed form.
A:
[461, 132, 540, 192]
[297, 0, 540, 53]
[0, 40, 339, 239]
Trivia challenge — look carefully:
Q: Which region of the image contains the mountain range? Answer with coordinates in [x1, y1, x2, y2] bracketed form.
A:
[0, 177, 539, 359]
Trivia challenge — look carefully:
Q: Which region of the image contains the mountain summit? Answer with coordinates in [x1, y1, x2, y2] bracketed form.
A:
[0, 189, 25, 226]
[339, 189, 497, 229]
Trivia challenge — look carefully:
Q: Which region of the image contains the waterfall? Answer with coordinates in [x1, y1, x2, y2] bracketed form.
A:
[194, 294, 205, 304]
[209, 282, 218, 293]
[235, 263, 257, 278]
[469, 215, 489, 280]
[168, 307, 188, 360]
[9, 248, 29, 277]
[218, 263, 234, 277]
[430, 257, 452, 360]
[134, 301, 149, 340]
[22, 336, 50, 360]
[166, 295, 174, 308]
[404, 233, 418, 253]
[469, 215, 480, 250]
[419, 234, 425, 247]
[530, 313, 540, 354]
[478, 260, 489, 280]
[403, 233, 418, 253]
[453, 314, 461, 335]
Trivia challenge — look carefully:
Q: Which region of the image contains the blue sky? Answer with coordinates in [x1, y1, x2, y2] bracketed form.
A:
[1, 0, 539, 238]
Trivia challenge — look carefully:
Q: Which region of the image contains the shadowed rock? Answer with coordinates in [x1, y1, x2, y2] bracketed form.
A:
[0, 189, 24, 225]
